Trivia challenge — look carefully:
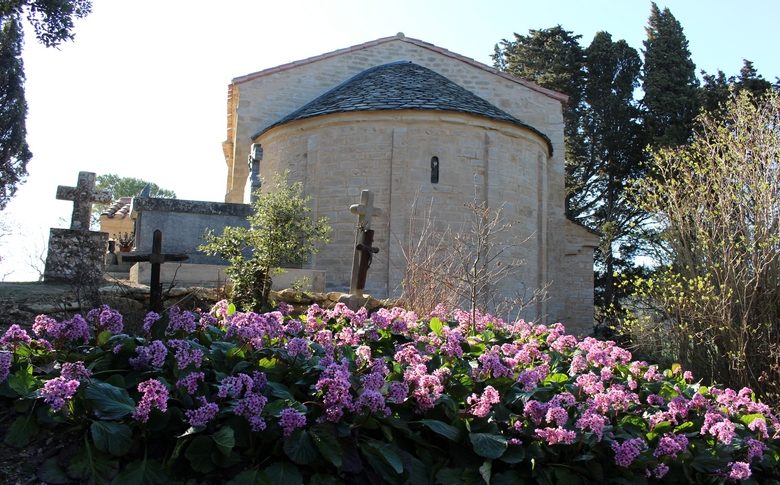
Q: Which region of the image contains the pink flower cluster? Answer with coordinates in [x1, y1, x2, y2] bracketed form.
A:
[60, 361, 91, 381]
[612, 437, 646, 467]
[133, 378, 169, 423]
[177, 371, 205, 394]
[31, 314, 90, 344]
[142, 311, 161, 333]
[467, 385, 500, 417]
[0, 352, 11, 382]
[40, 376, 80, 412]
[218, 372, 268, 431]
[0, 324, 32, 348]
[167, 339, 203, 370]
[279, 407, 307, 436]
[185, 397, 219, 427]
[129, 340, 168, 368]
[167, 306, 197, 334]
[86, 305, 123, 334]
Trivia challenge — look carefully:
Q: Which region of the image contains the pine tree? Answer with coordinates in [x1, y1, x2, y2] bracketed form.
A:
[642, 2, 699, 148]
[493, 26, 588, 217]
[700, 60, 773, 116]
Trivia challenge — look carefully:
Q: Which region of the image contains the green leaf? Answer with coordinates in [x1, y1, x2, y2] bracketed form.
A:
[429, 317, 443, 337]
[112, 458, 166, 485]
[227, 469, 271, 485]
[310, 424, 342, 467]
[436, 468, 465, 484]
[211, 426, 235, 456]
[479, 460, 493, 484]
[91, 421, 132, 457]
[263, 462, 303, 485]
[283, 429, 318, 465]
[310, 474, 344, 485]
[267, 381, 295, 400]
[469, 433, 507, 459]
[740, 413, 766, 426]
[418, 419, 461, 441]
[499, 445, 525, 464]
[8, 364, 37, 397]
[85, 382, 136, 420]
[544, 373, 570, 385]
[97, 330, 113, 346]
[4, 415, 38, 448]
[36, 457, 69, 484]
[492, 471, 525, 485]
[68, 443, 117, 483]
[227, 303, 237, 316]
[185, 435, 216, 474]
[364, 440, 403, 474]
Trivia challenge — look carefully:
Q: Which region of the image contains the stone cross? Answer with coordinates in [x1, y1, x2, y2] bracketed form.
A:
[56, 171, 112, 231]
[122, 229, 188, 313]
[349, 190, 382, 294]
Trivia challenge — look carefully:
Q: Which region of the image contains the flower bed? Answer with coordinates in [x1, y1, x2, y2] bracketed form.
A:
[1, 302, 778, 483]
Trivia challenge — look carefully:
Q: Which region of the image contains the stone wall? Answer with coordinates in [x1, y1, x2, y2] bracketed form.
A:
[562, 221, 600, 334]
[258, 111, 549, 321]
[224, 35, 565, 208]
[43, 229, 108, 284]
[131, 197, 253, 264]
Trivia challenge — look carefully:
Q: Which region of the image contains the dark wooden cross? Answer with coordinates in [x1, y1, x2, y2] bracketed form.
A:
[349, 190, 382, 295]
[123, 229, 188, 313]
[56, 171, 112, 231]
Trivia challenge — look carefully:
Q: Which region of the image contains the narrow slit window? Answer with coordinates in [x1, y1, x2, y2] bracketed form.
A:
[431, 156, 439, 184]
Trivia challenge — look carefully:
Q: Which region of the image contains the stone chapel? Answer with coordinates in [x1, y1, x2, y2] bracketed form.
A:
[222, 34, 598, 331]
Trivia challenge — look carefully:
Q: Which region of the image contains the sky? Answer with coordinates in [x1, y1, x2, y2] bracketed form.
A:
[0, 0, 778, 281]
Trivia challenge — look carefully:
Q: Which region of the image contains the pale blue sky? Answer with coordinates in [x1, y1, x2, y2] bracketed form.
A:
[1, 0, 777, 280]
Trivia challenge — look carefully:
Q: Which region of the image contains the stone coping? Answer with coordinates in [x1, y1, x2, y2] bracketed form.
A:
[131, 197, 253, 217]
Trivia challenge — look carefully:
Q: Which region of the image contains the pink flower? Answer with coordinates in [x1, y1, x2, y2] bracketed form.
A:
[545, 406, 568, 427]
[177, 371, 205, 394]
[167, 306, 197, 334]
[185, 397, 219, 427]
[727, 462, 751, 481]
[167, 339, 203, 369]
[133, 379, 169, 423]
[39, 377, 80, 412]
[535, 426, 576, 445]
[60, 361, 91, 381]
[611, 438, 645, 467]
[0, 324, 32, 348]
[653, 433, 688, 458]
[467, 386, 501, 418]
[649, 463, 669, 479]
[279, 408, 307, 436]
[86, 305, 123, 334]
[745, 438, 766, 462]
[286, 337, 312, 359]
[0, 352, 11, 382]
[142, 312, 161, 333]
[575, 409, 606, 441]
[129, 340, 168, 368]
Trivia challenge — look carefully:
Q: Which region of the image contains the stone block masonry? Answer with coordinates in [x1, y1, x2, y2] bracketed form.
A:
[44, 229, 108, 285]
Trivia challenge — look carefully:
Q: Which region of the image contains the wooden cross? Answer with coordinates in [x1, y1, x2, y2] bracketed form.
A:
[56, 171, 112, 231]
[349, 190, 382, 295]
[122, 229, 188, 313]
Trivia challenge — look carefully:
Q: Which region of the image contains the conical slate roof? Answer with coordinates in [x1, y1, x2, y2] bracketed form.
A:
[253, 61, 552, 154]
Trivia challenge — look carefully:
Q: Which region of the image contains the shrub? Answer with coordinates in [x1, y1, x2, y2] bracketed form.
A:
[624, 91, 780, 405]
[200, 172, 331, 311]
[1, 302, 779, 483]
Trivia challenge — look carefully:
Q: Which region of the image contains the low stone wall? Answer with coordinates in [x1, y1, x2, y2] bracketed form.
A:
[128, 264, 326, 292]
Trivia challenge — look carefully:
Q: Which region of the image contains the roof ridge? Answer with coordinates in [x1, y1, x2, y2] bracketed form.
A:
[231, 34, 567, 103]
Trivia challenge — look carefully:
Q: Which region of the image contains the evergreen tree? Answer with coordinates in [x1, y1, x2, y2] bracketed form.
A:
[700, 60, 773, 115]
[582, 32, 648, 313]
[642, 2, 699, 148]
[0, 0, 91, 211]
[493, 26, 588, 217]
[0, 16, 30, 211]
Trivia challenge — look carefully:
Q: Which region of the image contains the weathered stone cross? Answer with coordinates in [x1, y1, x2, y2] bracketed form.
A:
[122, 229, 188, 313]
[56, 171, 112, 231]
[349, 190, 382, 295]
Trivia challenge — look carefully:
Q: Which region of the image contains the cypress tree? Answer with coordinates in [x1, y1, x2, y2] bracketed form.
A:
[642, 2, 699, 148]
[0, 15, 31, 211]
[493, 26, 588, 218]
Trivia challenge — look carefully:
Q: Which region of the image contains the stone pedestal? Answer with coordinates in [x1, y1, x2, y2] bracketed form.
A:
[44, 228, 108, 284]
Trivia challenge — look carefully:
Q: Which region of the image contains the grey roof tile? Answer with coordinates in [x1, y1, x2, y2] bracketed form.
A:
[253, 61, 552, 154]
